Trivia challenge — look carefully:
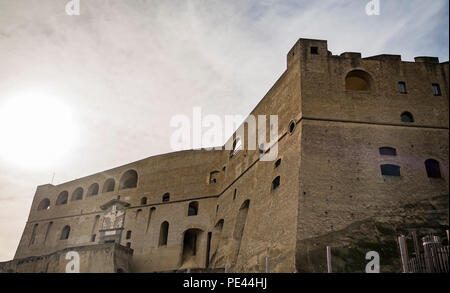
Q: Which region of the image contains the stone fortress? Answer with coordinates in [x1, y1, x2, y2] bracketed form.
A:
[0, 38, 448, 273]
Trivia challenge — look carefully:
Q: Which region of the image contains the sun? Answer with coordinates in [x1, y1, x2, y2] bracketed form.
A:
[0, 91, 80, 170]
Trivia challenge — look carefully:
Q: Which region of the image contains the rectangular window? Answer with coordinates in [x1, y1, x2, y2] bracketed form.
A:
[397, 81, 407, 94]
[310, 47, 319, 54]
[432, 83, 442, 96]
[381, 164, 401, 177]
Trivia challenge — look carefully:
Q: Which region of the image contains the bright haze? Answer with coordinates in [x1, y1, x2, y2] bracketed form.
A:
[0, 0, 448, 261]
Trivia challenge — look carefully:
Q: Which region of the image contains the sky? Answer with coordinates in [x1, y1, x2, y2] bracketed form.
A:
[0, 0, 448, 261]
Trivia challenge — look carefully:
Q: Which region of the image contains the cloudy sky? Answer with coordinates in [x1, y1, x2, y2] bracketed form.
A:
[0, 0, 448, 261]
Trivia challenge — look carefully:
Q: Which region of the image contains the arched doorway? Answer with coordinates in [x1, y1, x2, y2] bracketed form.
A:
[180, 228, 204, 269]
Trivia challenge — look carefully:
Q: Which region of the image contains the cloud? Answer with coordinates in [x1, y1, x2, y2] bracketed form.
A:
[0, 0, 448, 261]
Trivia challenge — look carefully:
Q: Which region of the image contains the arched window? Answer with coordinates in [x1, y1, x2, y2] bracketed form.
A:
[272, 176, 281, 191]
[162, 193, 170, 202]
[397, 81, 407, 94]
[102, 178, 115, 193]
[87, 183, 99, 196]
[140, 197, 147, 205]
[60, 225, 71, 240]
[380, 164, 401, 177]
[119, 170, 138, 190]
[56, 191, 68, 205]
[345, 70, 373, 91]
[425, 159, 441, 178]
[71, 187, 83, 201]
[401, 112, 414, 123]
[230, 138, 242, 158]
[379, 147, 397, 156]
[37, 198, 50, 211]
[188, 201, 198, 216]
[159, 221, 169, 246]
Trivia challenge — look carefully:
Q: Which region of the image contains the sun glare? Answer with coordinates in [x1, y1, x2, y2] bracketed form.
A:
[0, 91, 79, 170]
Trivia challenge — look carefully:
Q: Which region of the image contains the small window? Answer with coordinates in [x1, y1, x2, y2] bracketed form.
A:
[60, 225, 71, 240]
[187, 201, 198, 216]
[209, 171, 219, 184]
[379, 147, 397, 156]
[401, 112, 414, 123]
[275, 158, 282, 168]
[162, 193, 170, 202]
[126, 230, 131, 240]
[272, 176, 281, 191]
[289, 121, 296, 134]
[126, 242, 131, 248]
[141, 197, 147, 205]
[425, 159, 441, 178]
[380, 164, 401, 177]
[91, 234, 96, 242]
[431, 83, 442, 96]
[398, 81, 407, 94]
[310, 47, 319, 54]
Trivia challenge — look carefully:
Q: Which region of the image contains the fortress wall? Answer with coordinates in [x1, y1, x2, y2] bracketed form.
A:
[15, 149, 225, 260]
[296, 119, 449, 272]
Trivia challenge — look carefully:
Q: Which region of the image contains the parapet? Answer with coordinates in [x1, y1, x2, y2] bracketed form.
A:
[414, 56, 440, 63]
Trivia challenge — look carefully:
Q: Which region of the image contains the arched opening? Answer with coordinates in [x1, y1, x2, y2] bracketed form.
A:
[162, 193, 170, 202]
[37, 198, 50, 211]
[56, 191, 68, 205]
[60, 225, 71, 240]
[381, 164, 401, 177]
[159, 221, 169, 246]
[71, 187, 83, 201]
[181, 228, 203, 268]
[401, 112, 414, 123]
[425, 159, 441, 178]
[119, 170, 138, 190]
[232, 200, 250, 264]
[87, 183, 99, 196]
[209, 219, 225, 267]
[188, 201, 199, 216]
[102, 178, 115, 193]
[345, 70, 373, 91]
[272, 176, 281, 191]
[379, 147, 397, 156]
[140, 197, 147, 205]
